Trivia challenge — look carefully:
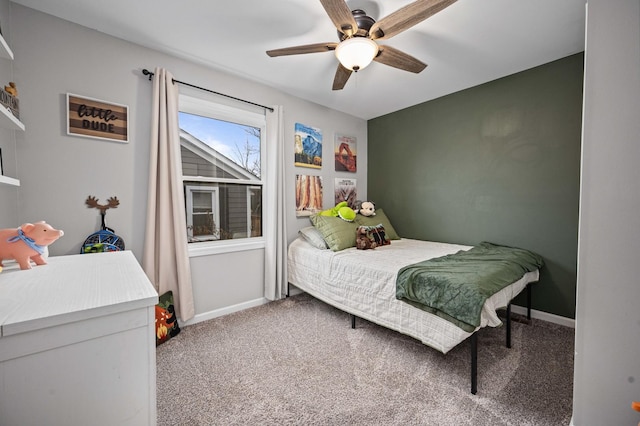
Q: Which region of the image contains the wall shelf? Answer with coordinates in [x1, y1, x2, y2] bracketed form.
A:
[0, 105, 24, 131]
[0, 175, 19, 186]
[0, 18, 21, 192]
[0, 33, 14, 60]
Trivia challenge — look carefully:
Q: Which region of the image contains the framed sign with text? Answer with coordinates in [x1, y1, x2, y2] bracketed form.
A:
[67, 93, 128, 143]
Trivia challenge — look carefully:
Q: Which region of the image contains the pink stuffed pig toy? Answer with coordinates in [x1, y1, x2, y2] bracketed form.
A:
[0, 221, 64, 270]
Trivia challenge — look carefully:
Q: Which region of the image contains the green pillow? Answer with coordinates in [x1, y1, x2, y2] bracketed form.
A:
[354, 208, 400, 240]
[309, 214, 358, 251]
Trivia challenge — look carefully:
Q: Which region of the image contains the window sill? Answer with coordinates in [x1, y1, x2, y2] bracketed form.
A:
[187, 238, 265, 257]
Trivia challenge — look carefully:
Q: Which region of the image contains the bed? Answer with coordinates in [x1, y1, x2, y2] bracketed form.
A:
[287, 211, 542, 394]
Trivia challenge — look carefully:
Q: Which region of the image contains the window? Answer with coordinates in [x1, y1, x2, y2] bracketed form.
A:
[179, 96, 265, 246]
[185, 184, 219, 241]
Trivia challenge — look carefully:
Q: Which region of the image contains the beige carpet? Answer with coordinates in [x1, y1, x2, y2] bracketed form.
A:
[156, 293, 574, 425]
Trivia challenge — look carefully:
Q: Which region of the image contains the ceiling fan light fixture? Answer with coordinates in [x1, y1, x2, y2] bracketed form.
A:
[335, 37, 378, 72]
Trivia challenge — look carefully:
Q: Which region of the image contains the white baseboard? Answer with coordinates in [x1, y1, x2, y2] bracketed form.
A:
[180, 297, 270, 327]
[181, 288, 303, 327]
[511, 305, 575, 328]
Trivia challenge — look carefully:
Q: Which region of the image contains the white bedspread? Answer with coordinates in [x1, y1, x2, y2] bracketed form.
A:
[287, 237, 538, 354]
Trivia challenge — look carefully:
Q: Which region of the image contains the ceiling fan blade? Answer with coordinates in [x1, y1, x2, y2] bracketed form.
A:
[319, 0, 359, 37]
[374, 45, 427, 73]
[266, 42, 338, 57]
[332, 63, 353, 90]
[369, 0, 457, 40]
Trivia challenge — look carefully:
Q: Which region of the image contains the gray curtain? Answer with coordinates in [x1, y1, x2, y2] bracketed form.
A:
[264, 105, 287, 300]
[143, 67, 195, 321]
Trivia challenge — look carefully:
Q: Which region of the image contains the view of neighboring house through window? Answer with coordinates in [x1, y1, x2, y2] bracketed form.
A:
[178, 96, 264, 244]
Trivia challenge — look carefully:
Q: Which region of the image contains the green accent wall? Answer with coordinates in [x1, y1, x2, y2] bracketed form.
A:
[368, 53, 584, 319]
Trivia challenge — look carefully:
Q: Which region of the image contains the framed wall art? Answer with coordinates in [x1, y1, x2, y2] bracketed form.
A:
[334, 178, 357, 208]
[294, 122, 322, 169]
[67, 93, 129, 143]
[334, 134, 356, 172]
[295, 174, 323, 216]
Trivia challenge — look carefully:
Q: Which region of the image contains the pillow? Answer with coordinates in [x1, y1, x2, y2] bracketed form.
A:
[359, 224, 390, 247]
[155, 291, 181, 346]
[356, 224, 390, 250]
[298, 226, 328, 249]
[309, 214, 358, 251]
[354, 208, 400, 240]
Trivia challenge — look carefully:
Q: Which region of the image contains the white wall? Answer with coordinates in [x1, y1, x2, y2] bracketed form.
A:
[9, 4, 367, 316]
[0, 0, 19, 229]
[574, 0, 640, 424]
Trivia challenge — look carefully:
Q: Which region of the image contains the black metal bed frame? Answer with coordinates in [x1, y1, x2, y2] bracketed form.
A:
[347, 283, 533, 395]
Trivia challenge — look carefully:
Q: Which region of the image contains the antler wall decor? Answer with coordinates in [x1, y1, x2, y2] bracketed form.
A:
[85, 195, 120, 214]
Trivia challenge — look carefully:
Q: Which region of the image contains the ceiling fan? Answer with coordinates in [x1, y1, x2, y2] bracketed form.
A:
[266, 0, 457, 90]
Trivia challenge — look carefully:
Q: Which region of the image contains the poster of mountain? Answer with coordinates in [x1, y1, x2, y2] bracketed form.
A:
[334, 134, 356, 172]
[334, 178, 357, 208]
[295, 174, 323, 217]
[294, 122, 322, 169]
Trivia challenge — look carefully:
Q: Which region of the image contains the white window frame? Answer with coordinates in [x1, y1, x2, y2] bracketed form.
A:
[246, 185, 262, 237]
[179, 95, 267, 257]
[185, 184, 220, 242]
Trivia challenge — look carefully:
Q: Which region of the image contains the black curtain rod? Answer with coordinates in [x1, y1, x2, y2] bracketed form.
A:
[141, 69, 274, 113]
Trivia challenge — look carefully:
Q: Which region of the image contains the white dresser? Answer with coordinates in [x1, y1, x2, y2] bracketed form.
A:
[0, 251, 158, 426]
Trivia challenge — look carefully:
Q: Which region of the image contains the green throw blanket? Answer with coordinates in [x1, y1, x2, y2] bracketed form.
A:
[396, 242, 544, 332]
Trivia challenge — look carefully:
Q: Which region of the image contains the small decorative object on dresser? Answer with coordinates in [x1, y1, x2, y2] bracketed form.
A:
[0, 221, 64, 270]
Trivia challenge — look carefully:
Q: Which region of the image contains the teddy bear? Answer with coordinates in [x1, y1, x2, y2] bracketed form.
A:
[356, 226, 377, 250]
[354, 200, 376, 217]
[319, 201, 356, 222]
[0, 221, 64, 270]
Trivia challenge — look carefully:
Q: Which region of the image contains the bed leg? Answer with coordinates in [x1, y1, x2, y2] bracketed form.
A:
[527, 283, 532, 321]
[286, 282, 290, 297]
[471, 333, 478, 395]
[350, 314, 356, 329]
[506, 303, 512, 349]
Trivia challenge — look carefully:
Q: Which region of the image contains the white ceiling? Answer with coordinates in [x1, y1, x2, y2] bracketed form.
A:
[11, 0, 586, 120]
